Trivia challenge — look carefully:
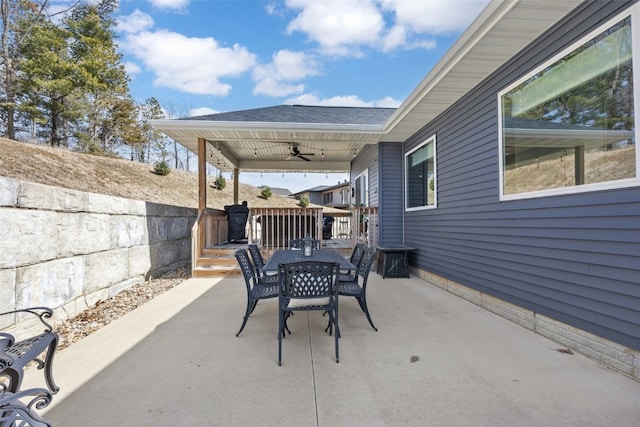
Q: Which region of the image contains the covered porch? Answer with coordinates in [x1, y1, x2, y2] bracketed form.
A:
[26, 273, 640, 425]
[152, 105, 393, 276]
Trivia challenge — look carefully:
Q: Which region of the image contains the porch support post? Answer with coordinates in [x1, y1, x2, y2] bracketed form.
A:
[233, 167, 239, 205]
[198, 138, 207, 212]
[575, 145, 585, 185]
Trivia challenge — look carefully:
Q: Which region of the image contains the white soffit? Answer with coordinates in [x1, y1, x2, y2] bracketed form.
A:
[381, 0, 580, 143]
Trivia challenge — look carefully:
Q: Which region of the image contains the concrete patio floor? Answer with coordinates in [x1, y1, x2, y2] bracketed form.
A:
[24, 274, 639, 426]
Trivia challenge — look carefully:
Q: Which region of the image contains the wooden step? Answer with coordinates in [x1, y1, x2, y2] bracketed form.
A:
[193, 247, 242, 277]
[192, 265, 242, 277]
[196, 254, 237, 267]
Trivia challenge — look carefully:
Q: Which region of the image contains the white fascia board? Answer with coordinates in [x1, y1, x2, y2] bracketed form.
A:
[150, 119, 386, 134]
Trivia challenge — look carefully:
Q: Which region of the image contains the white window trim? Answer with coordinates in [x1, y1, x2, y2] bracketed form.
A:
[353, 169, 369, 207]
[405, 134, 437, 211]
[498, 4, 640, 201]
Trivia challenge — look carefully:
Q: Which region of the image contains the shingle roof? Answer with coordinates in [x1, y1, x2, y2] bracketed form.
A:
[184, 105, 396, 126]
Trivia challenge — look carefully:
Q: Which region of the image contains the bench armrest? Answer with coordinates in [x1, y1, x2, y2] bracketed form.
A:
[0, 307, 54, 333]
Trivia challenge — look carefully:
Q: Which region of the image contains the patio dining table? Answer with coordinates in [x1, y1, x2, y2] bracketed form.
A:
[261, 249, 356, 273]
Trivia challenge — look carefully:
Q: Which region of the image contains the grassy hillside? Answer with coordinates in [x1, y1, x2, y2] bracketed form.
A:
[0, 138, 302, 209]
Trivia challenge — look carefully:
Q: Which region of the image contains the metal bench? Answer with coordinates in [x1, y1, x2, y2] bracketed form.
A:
[1, 307, 59, 426]
[1, 307, 60, 395]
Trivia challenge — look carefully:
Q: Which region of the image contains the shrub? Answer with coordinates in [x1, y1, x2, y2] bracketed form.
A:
[154, 161, 170, 176]
[299, 196, 310, 207]
[215, 175, 226, 190]
[260, 187, 272, 199]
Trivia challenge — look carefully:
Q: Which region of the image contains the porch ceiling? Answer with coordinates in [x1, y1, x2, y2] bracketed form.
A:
[151, 0, 579, 173]
[153, 120, 385, 173]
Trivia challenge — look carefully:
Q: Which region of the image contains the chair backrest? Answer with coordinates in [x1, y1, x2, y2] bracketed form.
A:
[289, 239, 321, 250]
[350, 243, 366, 265]
[248, 244, 265, 271]
[279, 261, 338, 306]
[235, 249, 257, 289]
[357, 247, 377, 282]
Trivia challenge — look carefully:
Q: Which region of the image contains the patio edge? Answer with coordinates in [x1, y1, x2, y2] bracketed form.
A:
[412, 267, 640, 382]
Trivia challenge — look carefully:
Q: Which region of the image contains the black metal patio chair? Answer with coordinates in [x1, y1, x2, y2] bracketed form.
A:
[278, 261, 339, 366]
[337, 246, 378, 331]
[339, 243, 366, 282]
[234, 249, 279, 337]
[248, 244, 278, 285]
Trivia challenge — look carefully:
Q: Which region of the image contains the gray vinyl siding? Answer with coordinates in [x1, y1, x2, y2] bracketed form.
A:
[379, 142, 404, 246]
[351, 145, 378, 206]
[402, 0, 640, 350]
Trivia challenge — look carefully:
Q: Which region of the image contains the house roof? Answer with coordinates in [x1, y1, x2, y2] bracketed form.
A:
[292, 185, 330, 196]
[151, 0, 579, 173]
[185, 105, 396, 126]
[258, 185, 291, 197]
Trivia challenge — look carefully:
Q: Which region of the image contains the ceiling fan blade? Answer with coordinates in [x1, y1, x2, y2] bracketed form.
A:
[298, 155, 311, 161]
[299, 153, 315, 156]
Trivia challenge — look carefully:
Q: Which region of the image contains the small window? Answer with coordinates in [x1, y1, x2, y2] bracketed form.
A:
[353, 170, 369, 206]
[405, 135, 437, 210]
[499, 14, 638, 199]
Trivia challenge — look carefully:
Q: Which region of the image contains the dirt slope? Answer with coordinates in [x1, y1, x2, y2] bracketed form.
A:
[0, 138, 302, 209]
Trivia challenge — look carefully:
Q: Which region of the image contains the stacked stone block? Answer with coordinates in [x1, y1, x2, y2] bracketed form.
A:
[0, 177, 196, 335]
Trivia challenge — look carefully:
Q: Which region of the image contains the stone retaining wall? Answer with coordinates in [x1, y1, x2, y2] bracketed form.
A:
[0, 177, 196, 335]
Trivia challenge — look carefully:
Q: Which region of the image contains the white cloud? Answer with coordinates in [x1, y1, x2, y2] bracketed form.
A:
[190, 107, 219, 117]
[253, 50, 319, 97]
[147, 0, 190, 10]
[123, 61, 141, 76]
[374, 96, 402, 108]
[378, 0, 490, 34]
[284, 93, 401, 108]
[283, 0, 488, 55]
[117, 9, 154, 34]
[122, 29, 256, 96]
[286, 0, 384, 56]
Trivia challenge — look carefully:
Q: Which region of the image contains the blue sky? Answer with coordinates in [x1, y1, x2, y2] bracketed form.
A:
[55, 0, 490, 192]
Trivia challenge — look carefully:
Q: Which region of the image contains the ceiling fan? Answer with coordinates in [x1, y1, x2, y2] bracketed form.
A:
[286, 145, 315, 162]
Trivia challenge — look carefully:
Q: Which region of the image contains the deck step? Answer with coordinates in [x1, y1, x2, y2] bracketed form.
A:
[193, 247, 242, 277]
[192, 265, 242, 277]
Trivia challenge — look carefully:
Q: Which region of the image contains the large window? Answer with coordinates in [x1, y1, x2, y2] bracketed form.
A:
[405, 135, 436, 210]
[499, 12, 639, 199]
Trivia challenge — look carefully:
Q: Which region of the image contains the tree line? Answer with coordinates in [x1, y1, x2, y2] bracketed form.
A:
[0, 0, 191, 169]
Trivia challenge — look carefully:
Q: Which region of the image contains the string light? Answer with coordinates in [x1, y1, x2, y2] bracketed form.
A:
[353, 149, 357, 158]
[254, 149, 257, 157]
[321, 149, 324, 158]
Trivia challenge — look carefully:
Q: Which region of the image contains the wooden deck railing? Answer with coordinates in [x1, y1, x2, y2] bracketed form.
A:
[352, 206, 378, 248]
[191, 206, 378, 268]
[248, 207, 323, 256]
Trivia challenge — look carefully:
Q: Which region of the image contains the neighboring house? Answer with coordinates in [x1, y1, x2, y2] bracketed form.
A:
[153, 0, 640, 379]
[291, 185, 329, 205]
[259, 186, 291, 197]
[292, 182, 350, 209]
[320, 181, 350, 209]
